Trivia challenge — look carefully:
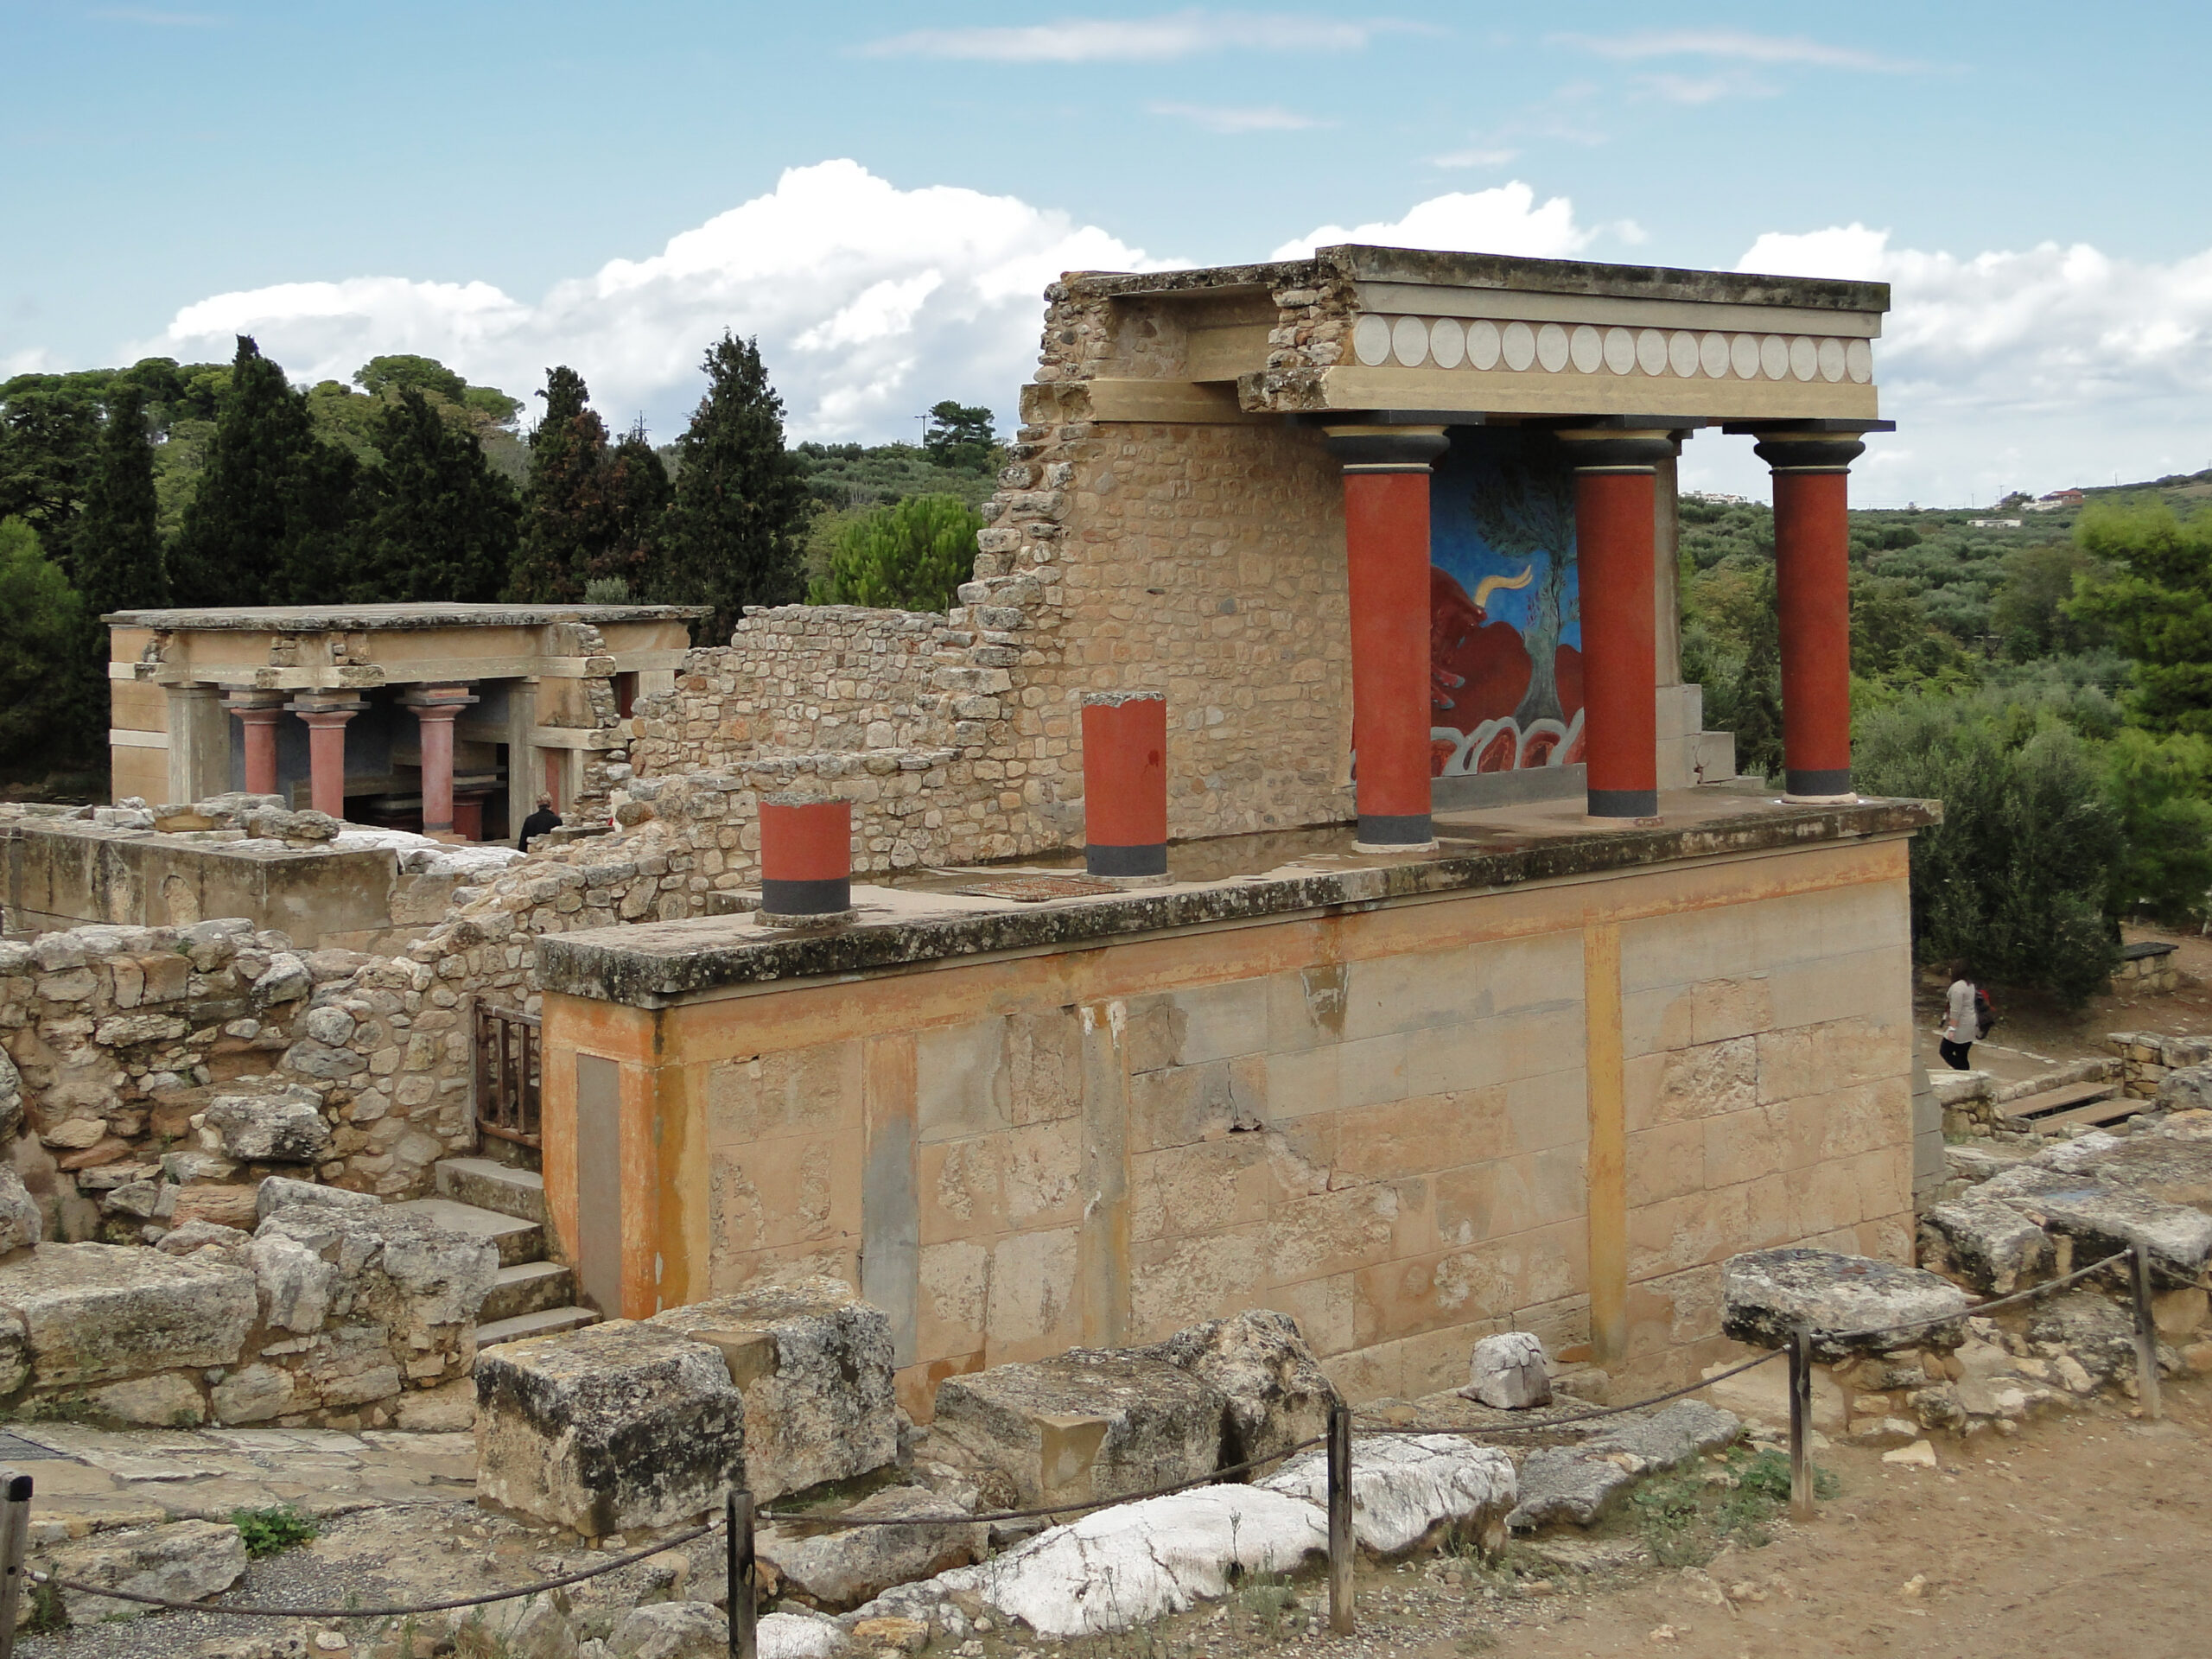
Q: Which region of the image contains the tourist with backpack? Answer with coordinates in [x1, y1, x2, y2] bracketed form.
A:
[1938, 958, 1993, 1070]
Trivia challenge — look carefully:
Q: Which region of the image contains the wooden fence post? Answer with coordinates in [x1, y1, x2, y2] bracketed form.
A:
[2130, 1243, 2164, 1422]
[728, 1490, 755, 1659]
[1788, 1327, 1815, 1522]
[1326, 1402, 1354, 1636]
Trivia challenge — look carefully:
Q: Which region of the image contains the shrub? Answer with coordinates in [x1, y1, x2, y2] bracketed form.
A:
[809, 493, 980, 612]
[231, 1503, 320, 1558]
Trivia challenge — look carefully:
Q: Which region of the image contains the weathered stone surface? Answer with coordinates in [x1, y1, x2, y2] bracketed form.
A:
[87, 1370, 207, 1426]
[40, 1518, 246, 1620]
[0, 1243, 254, 1387]
[1506, 1402, 1739, 1530]
[207, 1086, 334, 1163]
[756, 1612, 850, 1659]
[649, 1278, 895, 1502]
[257, 1175, 381, 1221]
[1722, 1248, 1971, 1361]
[257, 1204, 499, 1332]
[496, 1593, 581, 1659]
[247, 1230, 337, 1334]
[0, 1165, 41, 1256]
[397, 1376, 477, 1432]
[154, 1218, 251, 1261]
[764, 1486, 986, 1611]
[2158, 1064, 2212, 1113]
[938, 1486, 1328, 1637]
[931, 1350, 1228, 1510]
[0, 1308, 27, 1395]
[475, 1319, 745, 1536]
[607, 1600, 729, 1659]
[1141, 1308, 1340, 1466]
[1925, 1198, 2050, 1294]
[1463, 1332, 1552, 1410]
[1262, 1433, 1516, 1554]
[2018, 1183, 2212, 1284]
[2027, 1291, 2144, 1381]
[0, 1049, 22, 1141]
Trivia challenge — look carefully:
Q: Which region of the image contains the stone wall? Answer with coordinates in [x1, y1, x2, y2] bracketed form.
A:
[2107, 1030, 2212, 1100]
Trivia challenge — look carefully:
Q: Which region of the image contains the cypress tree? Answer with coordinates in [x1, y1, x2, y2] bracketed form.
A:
[662, 334, 810, 640]
[507, 366, 612, 602]
[73, 384, 167, 616]
[349, 388, 519, 602]
[168, 337, 357, 607]
[598, 420, 672, 597]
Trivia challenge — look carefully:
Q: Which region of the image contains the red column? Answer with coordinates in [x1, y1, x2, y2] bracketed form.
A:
[758, 794, 853, 924]
[1082, 691, 1168, 879]
[1560, 431, 1675, 820]
[1325, 425, 1448, 849]
[224, 694, 286, 797]
[1754, 434, 1866, 799]
[404, 683, 480, 838]
[286, 696, 365, 820]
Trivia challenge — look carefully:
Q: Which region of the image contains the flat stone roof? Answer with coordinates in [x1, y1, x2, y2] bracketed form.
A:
[105, 603, 710, 631]
[537, 791, 1939, 1007]
[1065, 244, 1890, 315]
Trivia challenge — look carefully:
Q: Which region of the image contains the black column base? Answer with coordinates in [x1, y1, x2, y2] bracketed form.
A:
[1086, 842, 1168, 878]
[1355, 812, 1433, 847]
[760, 876, 852, 916]
[1784, 767, 1853, 798]
[1586, 788, 1659, 819]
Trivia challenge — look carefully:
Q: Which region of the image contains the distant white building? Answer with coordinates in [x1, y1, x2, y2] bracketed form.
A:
[1967, 518, 2024, 529]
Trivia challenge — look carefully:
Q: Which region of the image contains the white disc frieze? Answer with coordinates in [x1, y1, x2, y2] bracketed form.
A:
[1730, 334, 1760, 379]
[1846, 338, 1873, 384]
[1604, 327, 1637, 374]
[1699, 332, 1731, 378]
[1668, 330, 1700, 378]
[1535, 322, 1570, 372]
[1569, 324, 1604, 373]
[1818, 338, 1847, 382]
[1429, 316, 1465, 369]
[1467, 320, 1503, 370]
[1502, 321, 1537, 372]
[1789, 336, 1818, 381]
[1352, 315, 1392, 367]
[1637, 328, 1669, 375]
[1759, 334, 1790, 380]
[1392, 315, 1430, 367]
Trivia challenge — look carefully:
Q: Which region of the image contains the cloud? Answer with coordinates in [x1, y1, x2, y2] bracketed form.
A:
[1272, 181, 1591, 262]
[135, 160, 1174, 443]
[1635, 71, 1778, 105]
[1557, 28, 1918, 71]
[862, 10, 1418, 62]
[1429, 147, 1521, 169]
[1148, 101, 1326, 133]
[1681, 225, 2212, 505]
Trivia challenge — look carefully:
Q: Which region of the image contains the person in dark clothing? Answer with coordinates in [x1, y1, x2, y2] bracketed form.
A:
[518, 793, 562, 849]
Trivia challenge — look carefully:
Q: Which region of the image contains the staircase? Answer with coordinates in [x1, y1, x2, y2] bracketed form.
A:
[2003, 1077, 2139, 1136]
[391, 1158, 599, 1348]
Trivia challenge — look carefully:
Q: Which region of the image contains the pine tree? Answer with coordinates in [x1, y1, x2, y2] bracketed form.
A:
[349, 388, 519, 602]
[662, 334, 810, 639]
[597, 420, 672, 597]
[811, 493, 980, 611]
[168, 337, 358, 607]
[507, 366, 612, 602]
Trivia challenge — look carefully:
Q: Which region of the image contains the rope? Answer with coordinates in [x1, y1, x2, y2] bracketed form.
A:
[29, 1521, 715, 1620]
[1355, 1346, 1788, 1436]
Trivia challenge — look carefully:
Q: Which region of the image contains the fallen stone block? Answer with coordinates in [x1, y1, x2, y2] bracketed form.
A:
[476, 1319, 745, 1536]
[256, 1175, 382, 1222]
[1261, 1433, 1516, 1554]
[939, 1485, 1328, 1638]
[1924, 1198, 2049, 1294]
[2018, 1183, 2212, 1285]
[607, 1599, 729, 1659]
[0, 1166, 39, 1257]
[40, 1517, 246, 1620]
[757, 1611, 851, 1659]
[257, 1204, 499, 1346]
[206, 1084, 333, 1163]
[930, 1350, 1227, 1510]
[763, 1486, 987, 1611]
[1722, 1248, 1971, 1361]
[1463, 1332, 1552, 1409]
[1506, 1403, 1739, 1531]
[0, 1242, 255, 1388]
[1139, 1308, 1340, 1466]
[2158, 1064, 2212, 1113]
[86, 1370, 207, 1427]
[649, 1278, 896, 1501]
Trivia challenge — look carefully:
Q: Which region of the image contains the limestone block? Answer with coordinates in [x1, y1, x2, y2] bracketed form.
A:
[761, 1486, 986, 1611]
[0, 1243, 254, 1387]
[87, 1370, 206, 1426]
[2027, 1184, 2212, 1285]
[1463, 1332, 1553, 1410]
[257, 1202, 499, 1340]
[1140, 1308, 1341, 1465]
[648, 1277, 895, 1501]
[256, 1175, 382, 1222]
[210, 1362, 299, 1423]
[39, 1518, 246, 1620]
[246, 1230, 336, 1333]
[0, 1308, 27, 1395]
[206, 1085, 334, 1163]
[0, 1166, 41, 1256]
[0, 1049, 22, 1141]
[1721, 1247, 1970, 1361]
[250, 952, 313, 1007]
[929, 1350, 1228, 1510]
[475, 1319, 745, 1536]
[1505, 1402, 1739, 1530]
[1924, 1198, 2049, 1294]
[1262, 1433, 1516, 1554]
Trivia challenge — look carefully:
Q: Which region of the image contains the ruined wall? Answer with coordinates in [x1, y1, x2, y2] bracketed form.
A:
[542, 835, 1917, 1411]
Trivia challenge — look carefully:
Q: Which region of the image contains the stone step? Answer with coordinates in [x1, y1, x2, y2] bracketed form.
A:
[435, 1157, 547, 1225]
[2008, 1079, 2119, 1120]
[474, 1306, 599, 1348]
[2031, 1095, 2143, 1136]
[387, 1197, 543, 1268]
[480, 1260, 575, 1325]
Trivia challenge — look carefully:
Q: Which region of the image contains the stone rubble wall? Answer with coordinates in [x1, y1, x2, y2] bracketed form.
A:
[2106, 1030, 2212, 1100]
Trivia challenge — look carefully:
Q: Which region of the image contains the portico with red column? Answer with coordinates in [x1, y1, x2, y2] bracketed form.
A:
[285, 694, 365, 821]
[1730, 421, 1891, 801]
[222, 691, 287, 797]
[403, 683, 480, 839]
[1557, 429, 1679, 821]
[1325, 424, 1448, 849]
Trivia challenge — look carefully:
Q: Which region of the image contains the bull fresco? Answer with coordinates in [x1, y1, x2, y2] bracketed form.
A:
[1428, 429, 1585, 776]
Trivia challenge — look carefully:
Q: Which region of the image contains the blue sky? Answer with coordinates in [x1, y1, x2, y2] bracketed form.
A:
[6, 2, 2209, 505]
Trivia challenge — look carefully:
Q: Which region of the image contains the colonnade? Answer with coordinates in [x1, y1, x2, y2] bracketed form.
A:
[1325, 421, 1879, 843]
[222, 682, 478, 834]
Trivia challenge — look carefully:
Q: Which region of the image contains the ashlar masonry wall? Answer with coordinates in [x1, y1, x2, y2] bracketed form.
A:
[541, 832, 1916, 1412]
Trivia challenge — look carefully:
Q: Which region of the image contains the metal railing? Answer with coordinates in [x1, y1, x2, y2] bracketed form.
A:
[474, 1002, 542, 1150]
[0, 1241, 2175, 1659]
